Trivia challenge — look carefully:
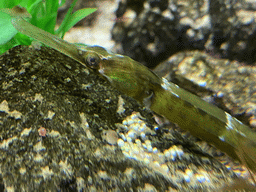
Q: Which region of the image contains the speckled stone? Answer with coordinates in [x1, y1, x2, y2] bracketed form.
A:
[112, 0, 256, 67]
[0, 46, 244, 191]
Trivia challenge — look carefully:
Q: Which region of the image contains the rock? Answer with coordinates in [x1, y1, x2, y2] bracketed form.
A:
[0, 46, 237, 191]
[112, 0, 256, 67]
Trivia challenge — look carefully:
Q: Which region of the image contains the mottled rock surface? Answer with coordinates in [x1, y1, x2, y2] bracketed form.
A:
[0, 46, 239, 191]
[112, 0, 256, 67]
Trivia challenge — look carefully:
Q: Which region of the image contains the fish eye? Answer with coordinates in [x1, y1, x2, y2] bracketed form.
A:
[85, 53, 100, 69]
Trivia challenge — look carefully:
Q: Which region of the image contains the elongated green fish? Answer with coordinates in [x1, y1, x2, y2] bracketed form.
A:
[9, 12, 256, 176]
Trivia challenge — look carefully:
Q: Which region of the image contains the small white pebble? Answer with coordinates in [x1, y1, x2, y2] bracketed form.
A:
[198, 81, 207, 87]
[152, 147, 158, 153]
[123, 143, 131, 152]
[127, 119, 134, 125]
[147, 145, 153, 152]
[196, 174, 206, 183]
[132, 122, 140, 131]
[143, 158, 150, 164]
[140, 132, 146, 139]
[135, 139, 142, 146]
[164, 149, 171, 157]
[127, 130, 136, 138]
[185, 169, 193, 177]
[184, 174, 190, 183]
[117, 139, 125, 147]
[20, 127, 32, 137]
[145, 140, 151, 145]
[132, 145, 140, 154]
[0, 100, 9, 113]
[170, 155, 176, 161]
[170, 147, 177, 157]
[122, 120, 128, 125]
[127, 137, 132, 143]
[131, 113, 138, 120]
[177, 148, 184, 157]
[9, 110, 22, 119]
[45, 110, 55, 120]
[117, 96, 125, 114]
[119, 133, 127, 141]
[49, 130, 60, 138]
[217, 91, 224, 98]
[33, 93, 44, 102]
[161, 164, 169, 173]
[19, 167, 26, 175]
[137, 119, 143, 124]
[139, 123, 146, 131]
[153, 161, 160, 167]
[205, 176, 210, 182]
[157, 153, 164, 159]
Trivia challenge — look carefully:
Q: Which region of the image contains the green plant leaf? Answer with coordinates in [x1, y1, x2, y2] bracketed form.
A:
[21, 0, 42, 13]
[55, 0, 78, 38]
[29, 0, 58, 33]
[0, 12, 17, 45]
[62, 8, 97, 35]
[0, 38, 19, 54]
[0, 0, 21, 8]
[0, 0, 96, 55]
[14, 32, 32, 45]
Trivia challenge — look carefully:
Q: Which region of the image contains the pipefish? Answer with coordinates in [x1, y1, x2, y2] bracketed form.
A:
[9, 14, 256, 177]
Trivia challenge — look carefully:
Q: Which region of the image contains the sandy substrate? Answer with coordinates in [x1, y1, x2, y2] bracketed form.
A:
[63, 0, 118, 51]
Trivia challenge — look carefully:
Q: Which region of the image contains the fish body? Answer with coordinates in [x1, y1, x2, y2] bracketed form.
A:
[87, 47, 256, 174]
[8, 12, 256, 175]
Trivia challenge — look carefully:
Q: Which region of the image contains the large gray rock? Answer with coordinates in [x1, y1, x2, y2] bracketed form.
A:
[0, 46, 238, 191]
[112, 0, 256, 67]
